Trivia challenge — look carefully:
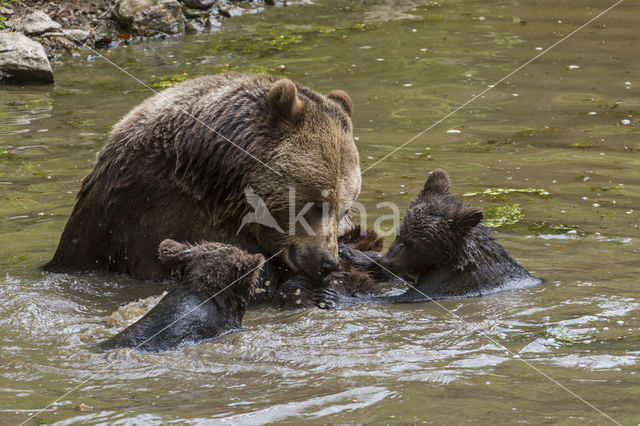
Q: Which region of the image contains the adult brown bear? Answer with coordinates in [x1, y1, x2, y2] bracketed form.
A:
[45, 73, 361, 282]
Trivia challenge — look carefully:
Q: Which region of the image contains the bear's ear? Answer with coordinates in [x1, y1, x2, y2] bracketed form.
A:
[158, 239, 189, 265]
[419, 169, 451, 198]
[327, 90, 353, 117]
[454, 207, 484, 230]
[268, 79, 306, 122]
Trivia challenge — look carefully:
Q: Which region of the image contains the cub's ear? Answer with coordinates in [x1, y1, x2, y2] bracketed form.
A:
[414, 169, 451, 204]
[158, 239, 189, 265]
[268, 79, 306, 122]
[455, 207, 484, 230]
[249, 253, 265, 271]
[327, 90, 353, 117]
[423, 169, 451, 195]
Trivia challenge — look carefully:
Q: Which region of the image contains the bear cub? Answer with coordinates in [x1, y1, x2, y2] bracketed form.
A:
[95, 240, 264, 352]
[317, 169, 541, 307]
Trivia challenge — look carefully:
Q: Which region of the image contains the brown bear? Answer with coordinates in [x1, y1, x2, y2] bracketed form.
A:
[44, 73, 361, 285]
[316, 169, 541, 307]
[95, 239, 264, 352]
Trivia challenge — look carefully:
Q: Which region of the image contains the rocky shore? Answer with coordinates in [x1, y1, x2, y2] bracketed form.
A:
[0, 0, 285, 84]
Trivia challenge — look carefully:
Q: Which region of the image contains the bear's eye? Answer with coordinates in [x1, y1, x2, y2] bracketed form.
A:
[405, 239, 415, 249]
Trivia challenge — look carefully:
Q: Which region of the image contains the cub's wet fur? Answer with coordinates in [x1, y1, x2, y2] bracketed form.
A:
[95, 240, 263, 352]
[273, 225, 395, 309]
[317, 169, 541, 307]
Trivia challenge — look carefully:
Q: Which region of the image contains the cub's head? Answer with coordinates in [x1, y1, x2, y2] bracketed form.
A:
[245, 78, 360, 280]
[380, 169, 484, 275]
[158, 239, 264, 304]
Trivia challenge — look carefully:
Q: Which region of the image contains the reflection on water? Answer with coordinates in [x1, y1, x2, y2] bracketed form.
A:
[1, 0, 639, 423]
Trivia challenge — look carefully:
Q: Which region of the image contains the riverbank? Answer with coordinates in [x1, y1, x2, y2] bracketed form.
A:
[0, 0, 285, 83]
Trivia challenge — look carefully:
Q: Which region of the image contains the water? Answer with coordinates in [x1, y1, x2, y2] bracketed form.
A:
[1, 0, 639, 423]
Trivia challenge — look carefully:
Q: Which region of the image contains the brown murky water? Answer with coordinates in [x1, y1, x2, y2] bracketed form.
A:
[1, 0, 639, 423]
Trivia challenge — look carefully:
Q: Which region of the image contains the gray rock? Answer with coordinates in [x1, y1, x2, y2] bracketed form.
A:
[13, 10, 62, 36]
[183, 8, 210, 19]
[0, 33, 53, 84]
[180, 0, 217, 10]
[0, 6, 14, 16]
[62, 29, 92, 43]
[113, 0, 184, 36]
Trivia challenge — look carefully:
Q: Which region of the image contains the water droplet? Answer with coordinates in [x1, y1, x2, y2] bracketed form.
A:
[446, 129, 461, 133]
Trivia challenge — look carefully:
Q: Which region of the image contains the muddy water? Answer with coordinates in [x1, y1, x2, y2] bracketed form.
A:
[1, 0, 639, 423]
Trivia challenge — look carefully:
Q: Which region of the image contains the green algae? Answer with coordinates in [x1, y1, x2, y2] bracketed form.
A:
[463, 187, 550, 198]
[0, 150, 18, 163]
[149, 73, 190, 89]
[569, 142, 594, 148]
[295, 23, 367, 34]
[63, 120, 87, 128]
[530, 222, 580, 233]
[207, 32, 303, 55]
[516, 128, 542, 137]
[6, 99, 53, 110]
[591, 185, 621, 192]
[483, 204, 524, 227]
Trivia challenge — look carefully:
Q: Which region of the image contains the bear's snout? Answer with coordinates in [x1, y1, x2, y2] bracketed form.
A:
[320, 256, 339, 276]
[288, 244, 339, 279]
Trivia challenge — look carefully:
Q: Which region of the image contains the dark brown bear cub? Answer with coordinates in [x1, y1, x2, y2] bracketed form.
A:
[95, 240, 264, 352]
[317, 169, 541, 307]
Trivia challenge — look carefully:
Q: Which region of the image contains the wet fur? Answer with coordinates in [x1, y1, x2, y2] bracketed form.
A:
[316, 170, 541, 308]
[45, 73, 360, 281]
[273, 225, 390, 309]
[95, 240, 264, 352]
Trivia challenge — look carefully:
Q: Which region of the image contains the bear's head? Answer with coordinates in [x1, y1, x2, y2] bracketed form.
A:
[244, 79, 361, 280]
[380, 169, 484, 275]
[158, 239, 265, 305]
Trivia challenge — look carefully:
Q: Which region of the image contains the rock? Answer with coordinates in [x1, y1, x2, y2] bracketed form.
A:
[183, 8, 210, 19]
[62, 29, 92, 44]
[37, 33, 76, 52]
[0, 33, 53, 84]
[13, 10, 62, 36]
[0, 6, 14, 16]
[113, 0, 184, 37]
[180, 0, 217, 10]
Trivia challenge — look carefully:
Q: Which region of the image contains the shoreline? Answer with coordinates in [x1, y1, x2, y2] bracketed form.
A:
[0, 0, 286, 84]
